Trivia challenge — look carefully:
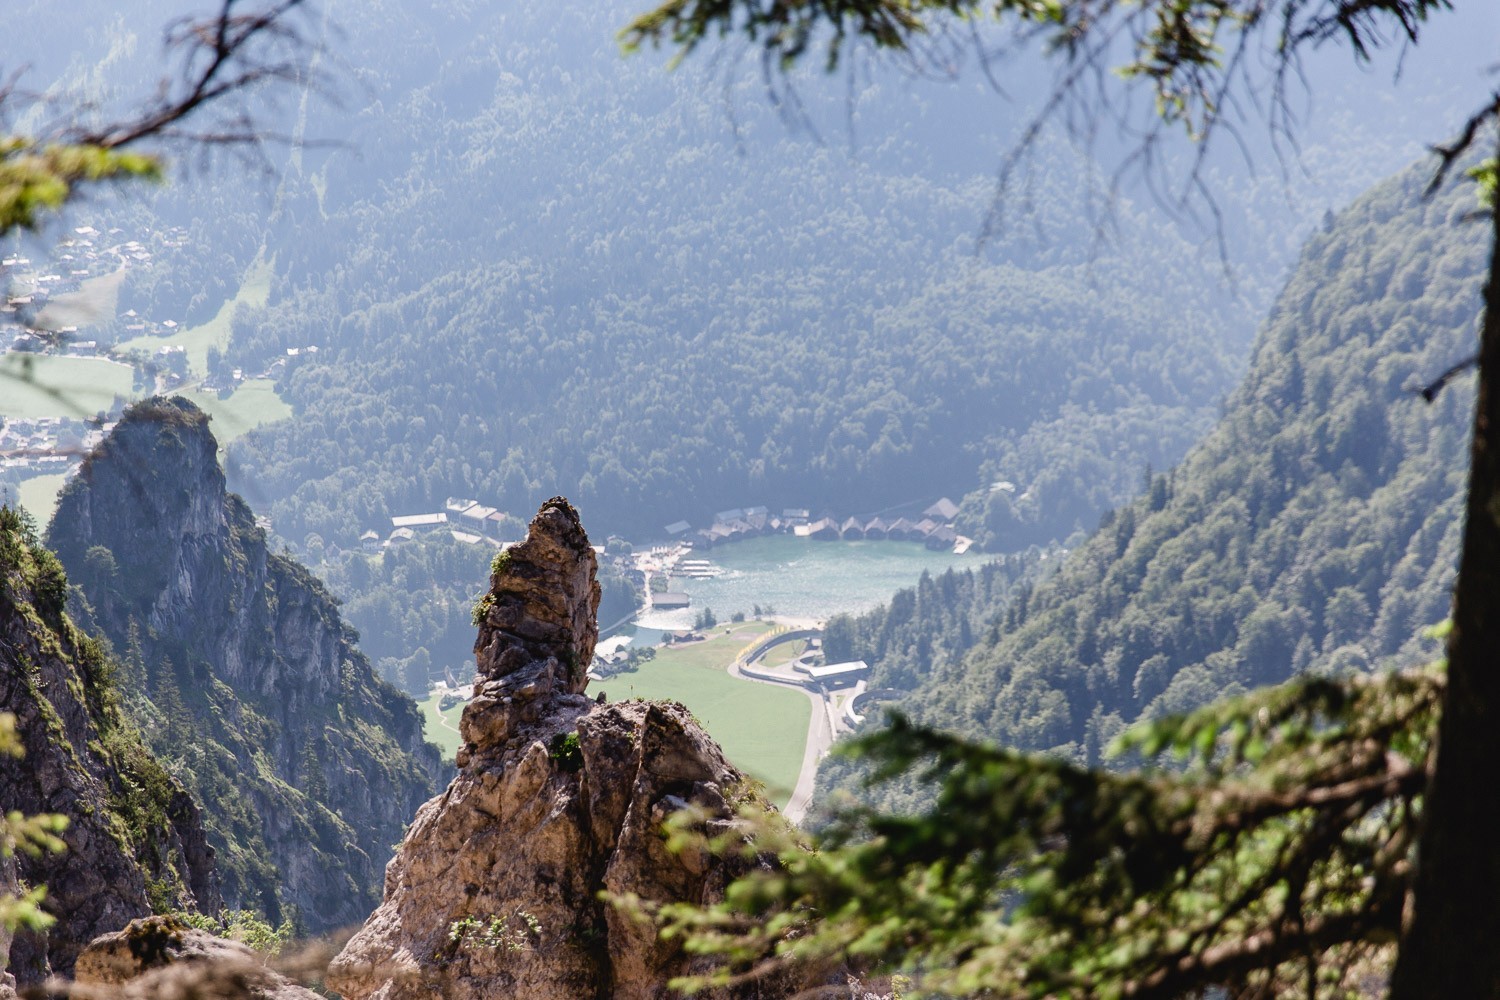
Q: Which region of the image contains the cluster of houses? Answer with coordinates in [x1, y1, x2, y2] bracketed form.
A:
[0, 417, 109, 476]
[660, 505, 800, 548]
[1, 218, 340, 409]
[361, 497, 518, 552]
[3, 224, 190, 352]
[663, 497, 966, 552]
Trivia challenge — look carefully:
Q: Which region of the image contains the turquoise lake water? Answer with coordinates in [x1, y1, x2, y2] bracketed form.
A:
[633, 534, 992, 630]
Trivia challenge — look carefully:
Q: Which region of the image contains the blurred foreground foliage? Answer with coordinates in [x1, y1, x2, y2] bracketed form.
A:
[644, 659, 1442, 997]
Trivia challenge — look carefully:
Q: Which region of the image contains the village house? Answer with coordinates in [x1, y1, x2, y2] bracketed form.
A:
[460, 504, 499, 536]
[390, 512, 448, 532]
[924, 497, 960, 522]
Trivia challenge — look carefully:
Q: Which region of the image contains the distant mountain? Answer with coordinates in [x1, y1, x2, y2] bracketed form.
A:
[184, 0, 1261, 546]
[48, 398, 443, 933]
[0, 505, 218, 985]
[17, 0, 1485, 555]
[821, 154, 1484, 805]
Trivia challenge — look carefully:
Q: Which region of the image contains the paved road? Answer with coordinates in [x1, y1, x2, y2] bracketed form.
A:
[727, 659, 835, 824]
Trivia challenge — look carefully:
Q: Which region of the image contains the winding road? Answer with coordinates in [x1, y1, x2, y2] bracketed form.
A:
[728, 640, 839, 824]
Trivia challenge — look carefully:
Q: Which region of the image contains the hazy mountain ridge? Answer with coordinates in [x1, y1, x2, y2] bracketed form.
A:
[190, 0, 1259, 545]
[47, 398, 443, 933]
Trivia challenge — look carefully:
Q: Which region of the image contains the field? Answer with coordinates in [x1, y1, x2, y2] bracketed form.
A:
[595, 620, 810, 807]
[116, 257, 273, 374]
[418, 691, 466, 762]
[413, 620, 812, 807]
[0, 355, 134, 419]
[758, 637, 806, 668]
[14, 473, 70, 525]
[36, 269, 127, 330]
[184, 379, 292, 443]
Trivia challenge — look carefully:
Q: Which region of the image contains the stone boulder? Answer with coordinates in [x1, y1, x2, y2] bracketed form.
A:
[74, 916, 318, 1000]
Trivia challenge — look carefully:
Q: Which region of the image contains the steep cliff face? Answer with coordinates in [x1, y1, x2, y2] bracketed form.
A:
[47, 397, 443, 934]
[328, 498, 816, 1000]
[0, 505, 219, 985]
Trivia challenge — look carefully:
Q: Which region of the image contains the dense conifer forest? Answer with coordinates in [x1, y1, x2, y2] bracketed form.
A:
[819, 153, 1483, 809]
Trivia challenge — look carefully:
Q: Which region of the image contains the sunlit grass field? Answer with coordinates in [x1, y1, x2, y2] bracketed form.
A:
[117, 257, 273, 374]
[413, 620, 811, 807]
[0, 355, 134, 419]
[596, 621, 809, 807]
[14, 473, 70, 525]
[417, 691, 466, 762]
[185, 379, 292, 443]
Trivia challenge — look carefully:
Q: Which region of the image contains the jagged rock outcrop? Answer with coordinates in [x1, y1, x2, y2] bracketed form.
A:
[0, 506, 220, 985]
[75, 915, 318, 999]
[328, 498, 817, 1000]
[46, 397, 443, 933]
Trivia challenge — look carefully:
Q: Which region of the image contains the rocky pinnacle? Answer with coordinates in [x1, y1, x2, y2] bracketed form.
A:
[459, 497, 601, 762]
[327, 498, 823, 1000]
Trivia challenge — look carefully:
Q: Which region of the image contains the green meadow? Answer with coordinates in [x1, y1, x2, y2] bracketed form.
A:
[186, 379, 292, 444]
[413, 620, 811, 807]
[0, 355, 134, 419]
[596, 621, 810, 807]
[117, 256, 273, 374]
[417, 691, 466, 762]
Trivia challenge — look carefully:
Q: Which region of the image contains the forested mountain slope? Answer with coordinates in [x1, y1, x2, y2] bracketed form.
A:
[9, 0, 1490, 553]
[208, 0, 1253, 545]
[823, 156, 1483, 796]
[0, 506, 219, 984]
[18, 0, 1479, 552]
[46, 398, 443, 933]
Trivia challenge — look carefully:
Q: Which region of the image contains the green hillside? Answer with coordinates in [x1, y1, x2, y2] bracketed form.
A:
[821, 155, 1484, 806]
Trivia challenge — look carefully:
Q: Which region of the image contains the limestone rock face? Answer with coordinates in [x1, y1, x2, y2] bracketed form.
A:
[329, 499, 812, 1000]
[75, 916, 319, 1000]
[0, 507, 220, 985]
[47, 397, 443, 933]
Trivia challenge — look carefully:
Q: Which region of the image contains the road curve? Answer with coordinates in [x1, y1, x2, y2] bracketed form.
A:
[727, 659, 834, 825]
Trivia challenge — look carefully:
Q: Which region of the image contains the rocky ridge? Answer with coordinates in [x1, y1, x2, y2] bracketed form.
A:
[47, 397, 442, 933]
[328, 498, 816, 999]
[0, 505, 219, 985]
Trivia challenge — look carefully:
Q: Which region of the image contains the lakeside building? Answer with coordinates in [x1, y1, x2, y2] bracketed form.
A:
[887, 517, 917, 540]
[925, 525, 958, 550]
[924, 497, 960, 522]
[804, 517, 839, 541]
